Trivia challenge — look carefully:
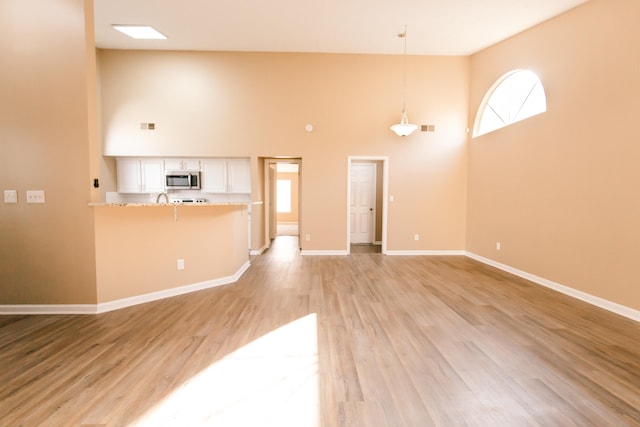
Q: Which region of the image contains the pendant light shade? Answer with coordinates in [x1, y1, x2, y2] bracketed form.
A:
[390, 26, 417, 137]
[390, 109, 418, 136]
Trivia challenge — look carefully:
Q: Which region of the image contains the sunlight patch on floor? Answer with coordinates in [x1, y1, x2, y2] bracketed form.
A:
[134, 314, 319, 427]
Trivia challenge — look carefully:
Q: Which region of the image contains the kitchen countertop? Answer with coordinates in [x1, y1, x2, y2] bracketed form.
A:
[89, 201, 263, 207]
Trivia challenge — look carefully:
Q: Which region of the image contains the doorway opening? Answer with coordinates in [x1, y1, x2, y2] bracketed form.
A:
[264, 158, 302, 250]
[347, 156, 388, 254]
[275, 163, 299, 237]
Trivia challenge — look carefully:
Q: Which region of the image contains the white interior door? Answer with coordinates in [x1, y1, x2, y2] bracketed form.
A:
[350, 163, 376, 244]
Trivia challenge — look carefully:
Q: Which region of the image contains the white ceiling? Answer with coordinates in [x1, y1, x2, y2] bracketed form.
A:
[94, 0, 588, 56]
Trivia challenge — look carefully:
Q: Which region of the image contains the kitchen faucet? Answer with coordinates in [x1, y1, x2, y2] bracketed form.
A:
[156, 192, 169, 204]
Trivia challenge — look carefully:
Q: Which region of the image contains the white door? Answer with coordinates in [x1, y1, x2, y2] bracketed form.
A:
[350, 163, 376, 244]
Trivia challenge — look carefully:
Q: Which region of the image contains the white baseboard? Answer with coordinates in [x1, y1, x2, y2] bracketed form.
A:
[96, 260, 251, 313]
[4, 252, 638, 323]
[0, 304, 97, 315]
[301, 250, 349, 256]
[386, 250, 466, 256]
[303, 249, 466, 256]
[250, 246, 267, 256]
[465, 252, 640, 323]
[0, 261, 251, 316]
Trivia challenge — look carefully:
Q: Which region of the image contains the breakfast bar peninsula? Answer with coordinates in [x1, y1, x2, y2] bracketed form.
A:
[91, 201, 250, 312]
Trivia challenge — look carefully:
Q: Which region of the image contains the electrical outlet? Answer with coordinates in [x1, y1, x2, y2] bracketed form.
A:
[496, 242, 501, 251]
[4, 190, 17, 204]
[177, 259, 185, 270]
[414, 234, 420, 241]
[305, 234, 311, 241]
[26, 190, 45, 204]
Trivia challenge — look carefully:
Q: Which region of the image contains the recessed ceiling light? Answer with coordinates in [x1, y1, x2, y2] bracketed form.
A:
[112, 25, 167, 40]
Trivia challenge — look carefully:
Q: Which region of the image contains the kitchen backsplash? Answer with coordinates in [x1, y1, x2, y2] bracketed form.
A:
[105, 191, 251, 204]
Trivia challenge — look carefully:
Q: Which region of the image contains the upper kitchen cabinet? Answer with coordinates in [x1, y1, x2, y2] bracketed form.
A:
[202, 158, 251, 194]
[164, 158, 201, 172]
[117, 158, 164, 193]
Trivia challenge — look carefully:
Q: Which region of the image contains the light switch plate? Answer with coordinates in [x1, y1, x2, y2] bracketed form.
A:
[4, 190, 17, 203]
[26, 190, 45, 204]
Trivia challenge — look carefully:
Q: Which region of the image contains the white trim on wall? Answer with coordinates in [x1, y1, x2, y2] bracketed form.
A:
[466, 252, 640, 323]
[3, 252, 638, 324]
[301, 250, 349, 256]
[97, 261, 250, 313]
[250, 246, 267, 256]
[0, 261, 251, 315]
[0, 305, 97, 315]
[386, 250, 466, 256]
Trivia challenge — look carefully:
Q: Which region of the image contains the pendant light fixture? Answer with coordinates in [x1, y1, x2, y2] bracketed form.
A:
[390, 26, 418, 137]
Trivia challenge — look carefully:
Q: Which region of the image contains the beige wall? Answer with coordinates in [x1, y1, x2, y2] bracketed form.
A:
[466, 0, 640, 310]
[98, 50, 470, 252]
[251, 158, 266, 251]
[95, 205, 248, 303]
[10, 0, 633, 314]
[0, 0, 98, 304]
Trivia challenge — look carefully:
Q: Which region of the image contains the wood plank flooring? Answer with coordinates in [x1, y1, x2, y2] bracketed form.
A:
[1, 236, 639, 426]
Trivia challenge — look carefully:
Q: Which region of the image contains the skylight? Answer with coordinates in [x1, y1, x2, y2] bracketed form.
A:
[112, 25, 167, 40]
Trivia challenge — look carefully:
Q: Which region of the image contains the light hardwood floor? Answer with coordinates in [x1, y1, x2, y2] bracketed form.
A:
[1, 236, 639, 426]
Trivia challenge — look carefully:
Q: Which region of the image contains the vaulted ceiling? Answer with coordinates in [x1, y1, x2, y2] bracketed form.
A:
[94, 0, 588, 55]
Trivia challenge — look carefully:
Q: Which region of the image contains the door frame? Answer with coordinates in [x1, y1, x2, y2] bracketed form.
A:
[263, 158, 302, 250]
[347, 156, 389, 254]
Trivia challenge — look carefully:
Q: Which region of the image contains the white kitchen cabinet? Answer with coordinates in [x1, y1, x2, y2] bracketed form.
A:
[201, 159, 227, 193]
[117, 158, 165, 193]
[227, 159, 251, 193]
[202, 158, 251, 193]
[141, 160, 165, 192]
[164, 158, 201, 171]
[116, 159, 141, 193]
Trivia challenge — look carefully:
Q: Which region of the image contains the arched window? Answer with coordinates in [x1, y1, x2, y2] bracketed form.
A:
[473, 69, 546, 137]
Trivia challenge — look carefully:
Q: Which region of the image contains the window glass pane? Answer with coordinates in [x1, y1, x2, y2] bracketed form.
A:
[276, 179, 291, 213]
[514, 81, 546, 122]
[479, 107, 505, 136]
[473, 70, 546, 137]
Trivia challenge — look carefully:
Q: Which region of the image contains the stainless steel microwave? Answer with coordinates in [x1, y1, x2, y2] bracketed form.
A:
[165, 171, 201, 190]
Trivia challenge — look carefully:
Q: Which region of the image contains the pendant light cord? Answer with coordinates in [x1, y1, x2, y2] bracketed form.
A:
[400, 26, 408, 113]
[390, 25, 418, 135]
